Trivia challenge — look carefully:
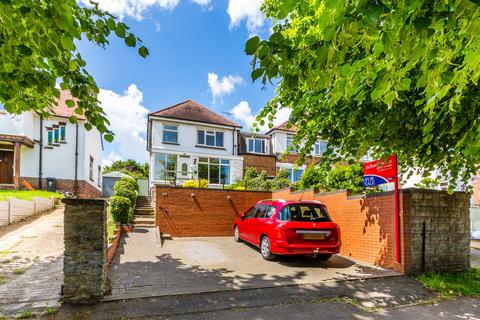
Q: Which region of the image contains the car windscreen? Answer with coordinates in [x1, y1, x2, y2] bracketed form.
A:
[277, 204, 331, 222]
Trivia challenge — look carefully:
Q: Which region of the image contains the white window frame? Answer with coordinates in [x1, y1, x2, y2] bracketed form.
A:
[314, 140, 328, 156]
[247, 137, 267, 154]
[198, 157, 231, 185]
[197, 129, 224, 147]
[59, 124, 66, 142]
[162, 123, 178, 144]
[89, 156, 94, 181]
[286, 134, 296, 153]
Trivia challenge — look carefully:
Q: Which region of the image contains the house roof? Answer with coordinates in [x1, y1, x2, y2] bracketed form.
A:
[48, 90, 86, 120]
[150, 100, 241, 128]
[103, 171, 131, 178]
[265, 120, 297, 134]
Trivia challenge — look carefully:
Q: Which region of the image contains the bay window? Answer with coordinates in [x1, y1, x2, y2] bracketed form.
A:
[247, 138, 266, 154]
[154, 153, 177, 181]
[197, 129, 224, 147]
[198, 158, 230, 185]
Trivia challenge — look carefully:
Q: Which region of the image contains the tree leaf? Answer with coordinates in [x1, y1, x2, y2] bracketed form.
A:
[125, 33, 136, 47]
[138, 46, 149, 58]
[65, 99, 75, 107]
[245, 36, 260, 55]
[251, 68, 264, 82]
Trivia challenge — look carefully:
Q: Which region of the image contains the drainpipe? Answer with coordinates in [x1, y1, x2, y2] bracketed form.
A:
[232, 128, 236, 156]
[38, 115, 43, 189]
[74, 122, 79, 195]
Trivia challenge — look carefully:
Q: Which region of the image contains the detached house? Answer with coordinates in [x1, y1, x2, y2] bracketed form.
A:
[0, 91, 103, 197]
[147, 100, 244, 187]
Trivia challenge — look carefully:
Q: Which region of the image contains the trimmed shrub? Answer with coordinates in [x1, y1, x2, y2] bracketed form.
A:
[183, 179, 209, 188]
[119, 176, 139, 191]
[114, 184, 137, 204]
[110, 196, 132, 224]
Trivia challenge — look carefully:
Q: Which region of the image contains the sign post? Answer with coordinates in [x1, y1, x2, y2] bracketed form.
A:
[363, 155, 401, 263]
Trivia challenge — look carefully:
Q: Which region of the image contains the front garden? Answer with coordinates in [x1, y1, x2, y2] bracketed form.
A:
[0, 190, 62, 202]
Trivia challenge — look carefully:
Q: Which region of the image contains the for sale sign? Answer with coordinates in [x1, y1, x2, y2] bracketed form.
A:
[363, 155, 397, 187]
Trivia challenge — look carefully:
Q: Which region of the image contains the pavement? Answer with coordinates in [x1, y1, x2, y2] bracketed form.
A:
[53, 275, 454, 319]
[0, 208, 63, 315]
[106, 228, 397, 301]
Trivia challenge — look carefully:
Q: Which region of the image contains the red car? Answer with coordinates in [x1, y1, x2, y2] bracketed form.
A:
[234, 199, 341, 260]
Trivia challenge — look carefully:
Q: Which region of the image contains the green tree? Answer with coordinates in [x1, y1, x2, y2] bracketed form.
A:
[0, 0, 149, 142]
[246, 0, 480, 187]
[326, 163, 364, 194]
[103, 159, 149, 178]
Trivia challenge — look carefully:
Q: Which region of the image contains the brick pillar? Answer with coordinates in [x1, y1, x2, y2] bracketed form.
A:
[14, 142, 20, 189]
[63, 198, 107, 304]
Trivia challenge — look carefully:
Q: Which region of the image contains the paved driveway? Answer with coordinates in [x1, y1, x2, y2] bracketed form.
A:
[0, 208, 63, 315]
[107, 227, 397, 301]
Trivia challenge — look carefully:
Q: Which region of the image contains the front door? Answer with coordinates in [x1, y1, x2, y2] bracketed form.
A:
[177, 156, 191, 183]
[0, 150, 14, 184]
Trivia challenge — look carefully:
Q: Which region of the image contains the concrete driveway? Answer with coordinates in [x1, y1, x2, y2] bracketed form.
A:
[106, 227, 397, 301]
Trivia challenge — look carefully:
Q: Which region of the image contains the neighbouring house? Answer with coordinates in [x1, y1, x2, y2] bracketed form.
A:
[147, 100, 244, 188]
[266, 121, 329, 183]
[237, 132, 276, 177]
[0, 91, 103, 197]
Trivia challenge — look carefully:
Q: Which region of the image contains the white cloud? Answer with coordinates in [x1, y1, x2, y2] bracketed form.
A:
[227, 0, 264, 33]
[98, 84, 149, 163]
[103, 151, 123, 167]
[79, 0, 180, 20]
[230, 100, 291, 132]
[208, 72, 243, 104]
[191, 0, 212, 8]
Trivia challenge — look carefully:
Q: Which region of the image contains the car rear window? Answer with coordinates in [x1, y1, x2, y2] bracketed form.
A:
[277, 204, 331, 222]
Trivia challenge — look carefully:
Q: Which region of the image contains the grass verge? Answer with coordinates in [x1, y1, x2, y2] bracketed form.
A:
[0, 190, 62, 202]
[415, 267, 480, 298]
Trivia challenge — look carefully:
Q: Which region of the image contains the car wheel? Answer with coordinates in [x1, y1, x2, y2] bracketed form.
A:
[234, 225, 242, 242]
[260, 236, 275, 260]
[316, 254, 332, 261]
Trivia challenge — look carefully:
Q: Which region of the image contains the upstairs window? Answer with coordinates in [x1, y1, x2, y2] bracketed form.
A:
[97, 165, 101, 187]
[197, 130, 224, 147]
[286, 134, 296, 152]
[163, 124, 178, 143]
[53, 127, 59, 144]
[247, 138, 266, 154]
[47, 130, 53, 145]
[314, 140, 328, 155]
[89, 156, 94, 181]
[59, 125, 66, 142]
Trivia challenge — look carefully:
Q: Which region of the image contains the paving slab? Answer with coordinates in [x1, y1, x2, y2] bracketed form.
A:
[106, 228, 398, 301]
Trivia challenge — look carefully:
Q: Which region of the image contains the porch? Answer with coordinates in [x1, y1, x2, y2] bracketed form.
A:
[0, 134, 34, 189]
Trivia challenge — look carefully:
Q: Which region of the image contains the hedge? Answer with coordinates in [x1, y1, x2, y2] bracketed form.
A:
[110, 196, 133, 224]
[119, 176, 139, 191]
[114, 184, 138, 205]
[183, 179, 209, 188]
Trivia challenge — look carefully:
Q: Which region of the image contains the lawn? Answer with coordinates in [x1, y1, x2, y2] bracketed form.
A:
[0, 190, 62, 202]
[415, 268, 480, 298]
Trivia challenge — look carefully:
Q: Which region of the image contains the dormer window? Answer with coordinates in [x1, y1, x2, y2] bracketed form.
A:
[247, 138, 266, 154]
[163, 124, 178, 144]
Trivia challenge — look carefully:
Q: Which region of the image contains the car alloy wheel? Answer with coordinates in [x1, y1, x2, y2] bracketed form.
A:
[234, 225, 241, 242]
[261, 236, 275, 260]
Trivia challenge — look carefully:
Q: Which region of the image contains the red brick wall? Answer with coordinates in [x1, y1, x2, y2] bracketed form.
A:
[272, 188, 402, 271]
[22, 177, 101, 198]
[155, 186, 271, 237]
[243, 154, 277, 176]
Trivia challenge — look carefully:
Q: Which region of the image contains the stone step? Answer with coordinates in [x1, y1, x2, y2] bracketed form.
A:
[161, 233, 173, 240]
[135, 207, 155, 213]
[133, 217, 155, 224]
[134, 223, 156, 228]
[135, 214, 155, 219]
[136, 206, 154, 209]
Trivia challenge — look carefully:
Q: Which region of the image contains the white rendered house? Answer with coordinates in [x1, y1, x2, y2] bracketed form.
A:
[0, 91, 103, 197]
[147, 100, 244, 188]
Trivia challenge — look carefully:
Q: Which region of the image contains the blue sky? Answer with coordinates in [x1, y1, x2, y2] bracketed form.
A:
[75, 0, 289, 165]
